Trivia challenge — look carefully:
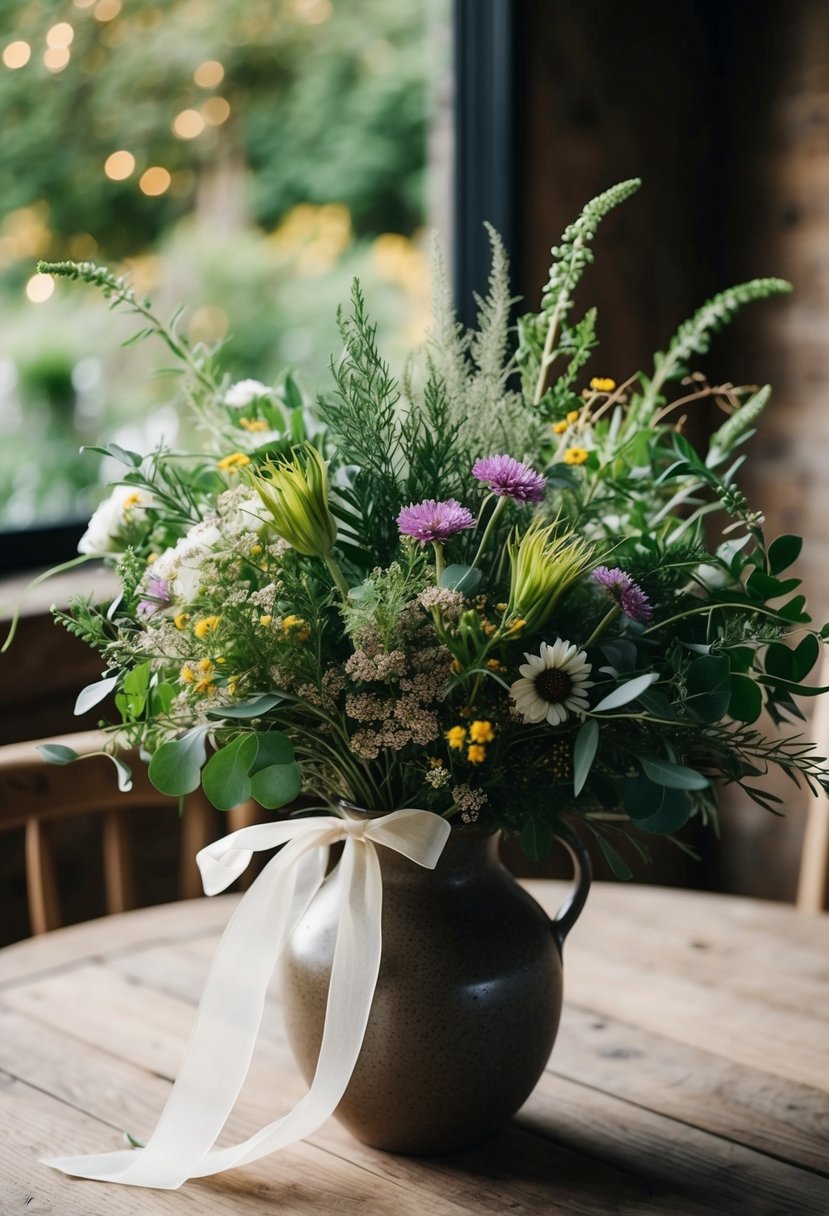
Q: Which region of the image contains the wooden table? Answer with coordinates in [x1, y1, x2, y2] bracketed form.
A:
[1, 882, 827, 1215]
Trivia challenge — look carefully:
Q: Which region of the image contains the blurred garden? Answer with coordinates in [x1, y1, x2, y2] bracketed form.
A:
[0, 0, 443, 531]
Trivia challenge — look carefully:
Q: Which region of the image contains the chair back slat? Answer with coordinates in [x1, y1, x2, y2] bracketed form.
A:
[24, 817, 61, 935]
[796, 650, 829, 912]
[102, 804, 136, 915]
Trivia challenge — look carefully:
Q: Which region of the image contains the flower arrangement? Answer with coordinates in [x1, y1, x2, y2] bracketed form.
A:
[29, 177, 829, 875]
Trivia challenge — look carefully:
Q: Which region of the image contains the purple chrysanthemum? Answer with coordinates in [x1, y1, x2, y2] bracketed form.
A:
[397, 499, 476, 545]
[471, 454, 547, 504]
[591, 566, 653, 623]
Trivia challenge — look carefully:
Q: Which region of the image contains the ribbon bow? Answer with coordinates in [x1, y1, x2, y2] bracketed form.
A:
[44, 808, 451, 1190]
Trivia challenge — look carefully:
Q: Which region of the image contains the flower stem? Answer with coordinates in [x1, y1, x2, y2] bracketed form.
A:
[584, 604, 621, 647]
[432, 541, 445, 583]
[323, 554, 351, 601]
[471, 495, 507, 570]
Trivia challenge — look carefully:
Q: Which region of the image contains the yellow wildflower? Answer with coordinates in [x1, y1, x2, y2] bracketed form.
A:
[216, 656, 226, 665]
[227, 677, 238, 696]
[566, 410, 580, 423]
[197, 658, 214, 674]
[589, 377, 616, 392]
[147, 552, 159, 564]
[282, 614, 311, 641]
[123, 491, 143, 512]
[506, 618, 527, 635]
[193, 615, 221, 639]
[445, 725, 467, 750]
[194, 678, 216, 695]
[469, 720, 495, 744]
[259, 614, 273, 627]
[239, 417, 269, 432]
[174, 612, 189, 631]
[563, 447, 589, 466]
[466, 744, 486, 764]
[217, 452, 251, 473]
[428, 757, 444, 769]
[179, 664, 195, 684]
[250, 543, 262, 555]
[486, 658, 507, 673]
[552, 420, 568, 435]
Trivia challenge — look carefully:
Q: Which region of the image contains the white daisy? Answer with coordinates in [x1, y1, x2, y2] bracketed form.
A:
[510, 639, 594, 726]
[223, 379, 271, 409]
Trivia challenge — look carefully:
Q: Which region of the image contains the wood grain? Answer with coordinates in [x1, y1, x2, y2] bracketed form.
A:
[0, 884, 826, 1213]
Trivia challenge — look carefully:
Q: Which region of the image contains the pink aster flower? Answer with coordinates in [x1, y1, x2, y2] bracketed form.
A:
[137, 575, 172, 618]
[471, 454, 546, 504]
[591, 566, 653, 623]
[397, 499, 476, 545]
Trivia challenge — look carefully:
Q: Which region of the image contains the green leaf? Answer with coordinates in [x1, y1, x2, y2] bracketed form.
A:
[598, 639, 638, 673]
[110, 755, 133, 793]
[758, 674, 829, 697]
[206, 693, 283, 720]
[116, 661, 151, 721]
[74, 675, 118, 716]
[439, 564, 482, 595]
[38, 744, 79, 764]
[637, 688, 679, 720]
[623, 774, 665, 818]
[592, 672, 658, 713]
[202, 734, 259, 811]
[728, 674, 763, 724]
[778, 595, 810, 623]
[746, 569, 801, 600]
[250, 761, 302, 809]
[250, 731, 295, 771]
[520, 816, 553, 861]
[768, 534, 803, 575]
[636, 787, 692, 835]
[148, 727, 210, 797]
[591, 831, 633, 880]
[765, 642, 793, 680]
[793, 634, 820, 681]
[640, 755, 708, 790]
[685, 654, 732, 723]
[573, 719, 599, 797]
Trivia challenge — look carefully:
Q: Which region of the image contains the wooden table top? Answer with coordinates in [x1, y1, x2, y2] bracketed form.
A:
[1, 881, 827, 1215]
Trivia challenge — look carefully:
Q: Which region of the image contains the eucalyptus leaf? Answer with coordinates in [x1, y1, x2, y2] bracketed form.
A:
[74, 675, 118, 716]
[148, 727, 210, 797]
[591, 831, 633, 880]
[38, 743, 79, 764]
[623, 773, 665, 819]
[206, 693, 283, 721]
[250, 731, 295, 771]
[250, 760, 302, 809]
[685, 654, 732, 723]
[768, 534, 803, 575]
[440, 564, 482, 595]
[592, 672, 658, 713]
[636, 787, 692, 835]
[202, 734, 259, 811]
[639, 755, 708, 790]
[573, 719, 599, 796]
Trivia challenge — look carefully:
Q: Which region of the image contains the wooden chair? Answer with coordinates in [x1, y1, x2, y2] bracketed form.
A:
[0, 729, 223, 935]
[797, 651, 829, 912]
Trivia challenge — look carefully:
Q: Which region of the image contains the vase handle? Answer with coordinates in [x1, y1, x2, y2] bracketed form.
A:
[549, 826, 593, 952]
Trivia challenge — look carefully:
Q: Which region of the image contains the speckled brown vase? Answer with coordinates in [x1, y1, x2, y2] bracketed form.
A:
[280, 816, 592, 1155]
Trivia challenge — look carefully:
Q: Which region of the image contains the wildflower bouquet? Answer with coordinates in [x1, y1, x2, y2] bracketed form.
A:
[36, 178, 829, 875]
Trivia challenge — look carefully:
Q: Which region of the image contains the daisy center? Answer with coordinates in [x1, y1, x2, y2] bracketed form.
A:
[534, 668, 573, 704]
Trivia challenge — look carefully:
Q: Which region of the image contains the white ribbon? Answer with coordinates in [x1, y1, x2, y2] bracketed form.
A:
[43, 807, 451, 1190]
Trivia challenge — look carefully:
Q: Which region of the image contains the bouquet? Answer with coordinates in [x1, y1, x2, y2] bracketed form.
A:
[31, 177, 829, 876]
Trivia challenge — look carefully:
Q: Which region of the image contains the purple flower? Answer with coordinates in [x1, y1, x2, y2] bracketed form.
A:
[471, 454, 547, 504]
[591, 566, 653, 623]
[137, 575, 172, 619]
[397, 499, 476, 545]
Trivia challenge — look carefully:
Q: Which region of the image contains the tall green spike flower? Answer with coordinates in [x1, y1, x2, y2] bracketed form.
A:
[248, 446, 349, 597]
[504, 518, 593, 635]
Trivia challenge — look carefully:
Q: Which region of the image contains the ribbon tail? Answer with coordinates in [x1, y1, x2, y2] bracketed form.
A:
[189, 834, 383, 1175]
[42, 832, 328, 1189]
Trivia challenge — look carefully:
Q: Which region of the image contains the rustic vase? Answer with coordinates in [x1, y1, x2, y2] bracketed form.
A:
[280, 813, 592, 1154]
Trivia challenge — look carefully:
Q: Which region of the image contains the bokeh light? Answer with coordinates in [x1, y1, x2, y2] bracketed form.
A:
[3, 41, 31, 69]
[139, 167, 171, 196]
[194, 59, 224, 88]
[104, 150, 136, 180]
[172, 109, 205, 140]
[44, 47, 71, 72]
[94, 0, 122, 22]
[47, 24, 75, 48]
[26, 274, 55, 304]
[202, 97, 231, 126]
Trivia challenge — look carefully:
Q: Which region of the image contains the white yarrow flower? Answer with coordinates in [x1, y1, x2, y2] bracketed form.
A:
[509, 639, 594, 726]
[151, 518, 223, 602]
[223, 379, 270, 409]
[78, 484, 155, 556]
